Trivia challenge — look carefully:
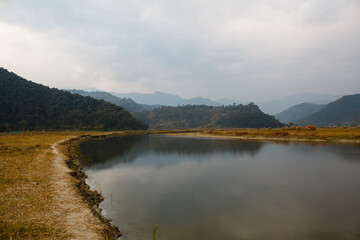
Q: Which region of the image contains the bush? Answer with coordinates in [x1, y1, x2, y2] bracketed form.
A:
[304, 124, 316, 131]
[234, 131, 248, 136]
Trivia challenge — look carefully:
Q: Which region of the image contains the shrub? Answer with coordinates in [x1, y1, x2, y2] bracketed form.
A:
[304, 124, 316, 131]
[272, 131, 290, 136]
[289, 126, 297, 131]
[235, 131, 248, 136]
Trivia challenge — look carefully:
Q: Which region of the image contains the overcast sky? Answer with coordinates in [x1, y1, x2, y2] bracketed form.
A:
[0, 0, 359, 101]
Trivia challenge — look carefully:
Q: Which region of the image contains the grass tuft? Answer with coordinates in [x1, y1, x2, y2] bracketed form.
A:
[152, 224, 162, 240]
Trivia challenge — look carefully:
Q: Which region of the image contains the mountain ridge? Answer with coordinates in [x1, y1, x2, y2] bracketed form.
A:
[110, 90, 340, 114]
[296, 94, 360, 127]
[0, 67, 147, 131]
[275, 103, 325, 124]
[68, 89, 147, 112]
[257, 93, 339, 114]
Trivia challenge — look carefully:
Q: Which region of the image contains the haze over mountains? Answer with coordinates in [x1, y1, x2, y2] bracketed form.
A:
[75, 88, 359, 127]
[256, 93, 339, 115]
[68, 90, 148, 112]
[112, 91, 228, 106]
[275, 103, 325, 124]
[274, 94, 360, 127]
[101, 89, 338, 115]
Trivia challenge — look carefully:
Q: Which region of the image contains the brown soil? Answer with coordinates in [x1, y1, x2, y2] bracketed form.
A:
[58, 136, 122, 239]
[51, 138, 120, 239]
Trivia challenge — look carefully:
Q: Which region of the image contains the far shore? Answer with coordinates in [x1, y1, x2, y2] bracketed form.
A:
[165, 127, 360, 144]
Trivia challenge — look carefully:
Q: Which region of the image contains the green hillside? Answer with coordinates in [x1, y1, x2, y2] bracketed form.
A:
[134, 103, 284, 130]
[68, 89, 146, 112]
[275, 103, 325, 124]
[296, 94, 360, 127]
[0, 67, 147, 131]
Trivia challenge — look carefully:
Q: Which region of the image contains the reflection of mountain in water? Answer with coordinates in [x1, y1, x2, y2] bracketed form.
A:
[148, 135, 263, 155]
[79, 135, 265, 169]
[288, 142, 360, 163]
[327, 143, 360, 162]
[78, 135, 144, 167]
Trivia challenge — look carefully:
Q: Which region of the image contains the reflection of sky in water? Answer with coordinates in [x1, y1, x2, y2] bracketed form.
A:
[80, 135, 360, 240]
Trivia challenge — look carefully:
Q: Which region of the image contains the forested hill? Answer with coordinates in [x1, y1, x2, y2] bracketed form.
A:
[275, 103, 325, 124]
[134, 104, 284, 130]
[0, 67, 147, 131]
[296, 94, 360, 127]
[68, 89, 146, 112]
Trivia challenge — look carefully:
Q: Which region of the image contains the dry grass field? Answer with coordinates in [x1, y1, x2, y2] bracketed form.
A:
[0, 131, 128, 240]
[181, 126, 360, 143]
[0, 132, 76, 239]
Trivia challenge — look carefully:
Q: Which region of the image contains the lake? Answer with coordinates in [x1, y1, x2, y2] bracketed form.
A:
[78, 135, 360, 240]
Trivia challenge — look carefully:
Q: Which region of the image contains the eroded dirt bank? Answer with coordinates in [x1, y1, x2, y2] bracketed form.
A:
[55, 136, 122, 239]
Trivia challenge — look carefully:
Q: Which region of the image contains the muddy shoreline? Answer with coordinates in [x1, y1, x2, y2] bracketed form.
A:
[61, 134, 123, 239]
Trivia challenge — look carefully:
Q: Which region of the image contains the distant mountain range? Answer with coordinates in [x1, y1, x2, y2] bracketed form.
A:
[110, 91, 340, 115]
[73, 89, 360, 127]
[275, 103, 325, 124]
[0, 68, 147, 131]
[68, 90, 284, 129]
[257, 93, 339, 115]
[296, 94, 360, 127]
[68, 89, 147, 112]
[81, 89, 340, 115]
[111, 91, 226, 106]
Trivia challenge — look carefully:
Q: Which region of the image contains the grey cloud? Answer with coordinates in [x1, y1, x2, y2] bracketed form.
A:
[0, 0, 359, 101]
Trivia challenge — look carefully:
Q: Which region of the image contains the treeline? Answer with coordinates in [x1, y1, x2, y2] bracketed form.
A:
[0, 67, 147, 131]
[134, 103, 284, 130]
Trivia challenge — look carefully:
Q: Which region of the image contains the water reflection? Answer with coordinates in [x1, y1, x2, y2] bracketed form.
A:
[79, 135, 264, 170]
[288, 142, 360, 162]
[79, 135, 144, 167]
[79, 135, 360, 240]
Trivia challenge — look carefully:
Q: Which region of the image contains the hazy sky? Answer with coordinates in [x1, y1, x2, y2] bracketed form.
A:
[0, 0, 359, 101]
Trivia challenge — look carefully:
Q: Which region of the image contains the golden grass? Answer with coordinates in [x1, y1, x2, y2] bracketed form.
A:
[0, 132, 76, 239]
[0, 131, 128, 239]
[199, 126, 360, 142]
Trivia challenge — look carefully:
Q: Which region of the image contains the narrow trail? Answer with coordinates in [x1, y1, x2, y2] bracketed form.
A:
[50, 139, 104, 240]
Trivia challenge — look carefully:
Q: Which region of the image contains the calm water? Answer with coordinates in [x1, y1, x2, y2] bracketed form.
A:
[79, 135, 360, 240]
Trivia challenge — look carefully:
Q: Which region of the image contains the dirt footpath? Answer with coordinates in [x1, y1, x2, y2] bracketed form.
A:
[51, 139, 106, 240]
[0, 132, 118, 239]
